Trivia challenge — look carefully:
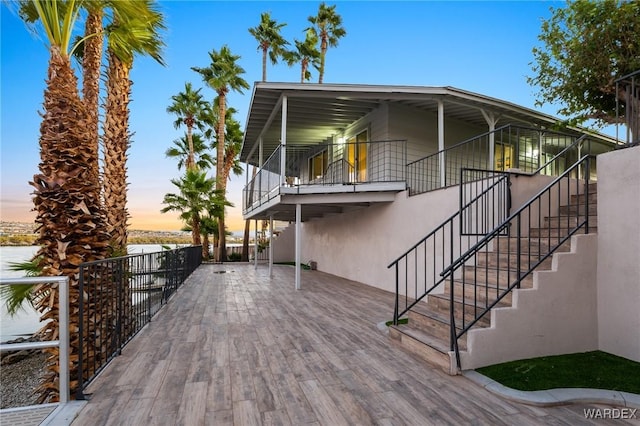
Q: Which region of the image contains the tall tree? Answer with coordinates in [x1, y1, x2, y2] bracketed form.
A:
[161, 169, 228, 259]
[17, 0, 111, 402]
[307, 2, 346, 84]
[166, 82, 207, 170]
[248, 11, 289, 82]
[165, 133, 214, 171]
[102, 0, 165, 251]
[284, 29, 321, 83]
[192, 46, 249, 262]
[529, 0, 640, 141]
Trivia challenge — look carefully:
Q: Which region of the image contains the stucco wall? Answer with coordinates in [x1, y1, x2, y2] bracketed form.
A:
[299, 186, 462, 293]
[597, 145, 640, 362]
[461, 234, 599, 369]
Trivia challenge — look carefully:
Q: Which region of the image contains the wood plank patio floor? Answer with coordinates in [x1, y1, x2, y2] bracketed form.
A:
[72, 264, 622, 425]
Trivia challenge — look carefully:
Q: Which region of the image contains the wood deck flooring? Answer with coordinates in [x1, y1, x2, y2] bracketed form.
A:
[72, 264, 632, 425]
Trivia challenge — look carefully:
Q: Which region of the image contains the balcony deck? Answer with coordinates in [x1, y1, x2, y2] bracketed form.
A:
[72, 264, 608, 425]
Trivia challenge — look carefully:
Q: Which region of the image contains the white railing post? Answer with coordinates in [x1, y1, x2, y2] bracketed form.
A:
[0, 276, 70, 404]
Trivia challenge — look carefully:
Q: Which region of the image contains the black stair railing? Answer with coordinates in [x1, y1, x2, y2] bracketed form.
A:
[388, 170, 511, 325]
[441, 153, 593, 369]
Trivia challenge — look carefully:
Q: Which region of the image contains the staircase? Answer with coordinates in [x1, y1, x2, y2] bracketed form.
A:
[389, 182, 598, 374]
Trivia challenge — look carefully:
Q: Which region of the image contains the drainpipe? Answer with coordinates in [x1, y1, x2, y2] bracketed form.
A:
[280, 96, 288, 186]
[438, 101, 445, 187]
[295, 203, 301, 290]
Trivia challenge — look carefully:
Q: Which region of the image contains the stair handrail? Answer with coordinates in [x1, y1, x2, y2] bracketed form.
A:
[441, 134, 590, 277]
[387, 170, 510, 324]
[441, 154, 592, 369]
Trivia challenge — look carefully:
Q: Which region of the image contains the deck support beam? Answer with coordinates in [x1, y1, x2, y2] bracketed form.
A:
[254, 219, 258, 270]
[269, 215, 273, 277]
[280, 96, 288, 187]
[481, 110, 498, 170]
[295, 203, 301, 290]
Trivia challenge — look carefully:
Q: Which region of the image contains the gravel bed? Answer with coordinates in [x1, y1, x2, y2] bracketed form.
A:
[1, 344, 47, 409]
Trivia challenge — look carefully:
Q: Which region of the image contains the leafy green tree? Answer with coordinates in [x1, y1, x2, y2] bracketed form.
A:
[192, 46, 249, 262]
[249, 11, 289, 82]
[284, 29, 321, 83]
[166, 82, 208, 170]
[307, 2, 346, 84]
[165, 133, 214, 171]
[529, 0, 640, 140]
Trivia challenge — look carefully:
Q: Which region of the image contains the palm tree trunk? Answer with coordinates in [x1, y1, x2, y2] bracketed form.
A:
[262, 48, 268, 82]
[186, 123, 196, 170]
[32, 46, 111, 402]
[301, 60, 307, 83]
[103, 50, 131, 252]
[318, 37, 328, 84]
[216, 93, 227, 262]
[82, 9, 103, 190]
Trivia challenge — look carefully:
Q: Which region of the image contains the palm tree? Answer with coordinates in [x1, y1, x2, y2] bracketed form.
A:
[166, 82, 207, 171]
[161, 170, 228, 259]
[102, 0, 165, 252]
[165, 133, 214, 171]
[283, 29, 321, 83]
[192, 46, 249, 262]
[17, 0, 112, 402]
[248, 12, 289, 82]
[307, 2, 346, 84]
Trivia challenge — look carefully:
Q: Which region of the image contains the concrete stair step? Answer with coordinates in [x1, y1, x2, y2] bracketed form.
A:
[493, 236, 572, 255]
[558, 204, 598, 215]
[462, 265, 534, 287]
[406, 308, 474, 349]
[444, 279, 532, 305]
[544, 215, 597, 228]
[425, 293, 500, 326]
[388, 325, 454, 373]
[570, 192, 597, 204]
[475, 251, 553, 270]
[529, 226, 597, 237]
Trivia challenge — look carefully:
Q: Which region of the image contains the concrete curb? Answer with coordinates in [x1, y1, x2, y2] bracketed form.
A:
[464, 370, 640, 409]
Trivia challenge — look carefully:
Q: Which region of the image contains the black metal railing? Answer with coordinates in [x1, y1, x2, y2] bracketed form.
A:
[407, 125, 586, 196]
[441, 154, 592, 368]
[388, 170, 510, 324]
[76, 245, 201, 399]
[616, 70, 640, 145]
[243, 140, 407, 213]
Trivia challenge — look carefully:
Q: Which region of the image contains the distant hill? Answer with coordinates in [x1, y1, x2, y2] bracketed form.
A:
[0, 222, 193, 246]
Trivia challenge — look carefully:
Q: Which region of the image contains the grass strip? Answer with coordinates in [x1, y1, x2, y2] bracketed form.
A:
[476, 350, 640, 394]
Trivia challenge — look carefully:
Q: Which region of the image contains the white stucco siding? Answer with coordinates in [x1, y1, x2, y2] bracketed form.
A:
[299, 186, 462, 293]
[597, 145, 640, 362]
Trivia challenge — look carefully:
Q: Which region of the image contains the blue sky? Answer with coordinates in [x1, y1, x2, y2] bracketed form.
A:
[1, 0, 566, 233]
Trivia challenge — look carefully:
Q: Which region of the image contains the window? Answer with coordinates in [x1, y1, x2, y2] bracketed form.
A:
[347, 129, 368, 182]
[309, 150, 328, 181]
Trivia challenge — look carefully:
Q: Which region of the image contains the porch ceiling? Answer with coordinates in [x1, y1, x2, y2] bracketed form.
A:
[240, 82, 566, 165]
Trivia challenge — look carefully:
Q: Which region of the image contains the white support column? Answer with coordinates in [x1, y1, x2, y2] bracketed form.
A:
[254, 219, 258, 269]
[438, 101, 445, 187]
[268, 215, 273, 278]
[295, 203, 301, 290]
[280, 96, 288, 187]
[481, 110, 498, 170]
[259, 136, 263, 167]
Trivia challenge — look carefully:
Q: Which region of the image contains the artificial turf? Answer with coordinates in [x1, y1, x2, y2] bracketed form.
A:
[476, 350, 640, 394]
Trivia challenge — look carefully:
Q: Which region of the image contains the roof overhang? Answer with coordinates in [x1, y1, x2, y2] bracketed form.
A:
[240, 82, 615, 165]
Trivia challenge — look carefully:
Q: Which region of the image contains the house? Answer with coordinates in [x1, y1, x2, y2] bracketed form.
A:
[239, 82, 639, 372]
